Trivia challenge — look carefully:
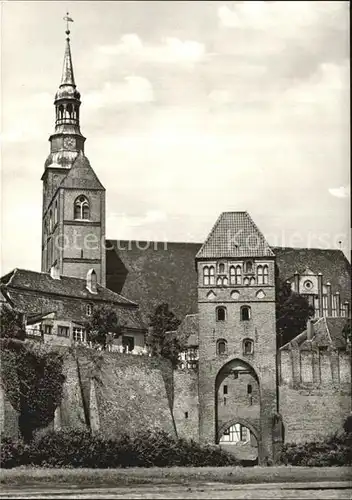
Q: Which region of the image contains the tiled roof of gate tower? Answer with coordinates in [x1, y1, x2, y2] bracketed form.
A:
[196, 212, 274, 259]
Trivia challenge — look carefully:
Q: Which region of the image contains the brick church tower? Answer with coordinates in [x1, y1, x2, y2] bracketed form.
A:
[41, 22, 106, 285]
[196, 212, 278, 463]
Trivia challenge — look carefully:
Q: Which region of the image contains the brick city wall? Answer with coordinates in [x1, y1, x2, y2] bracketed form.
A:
[173, 367, 199, 441]
[279, 346, 352, 443]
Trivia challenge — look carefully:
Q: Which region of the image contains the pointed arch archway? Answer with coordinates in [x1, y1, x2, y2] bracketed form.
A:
[215, 358, 260, 461]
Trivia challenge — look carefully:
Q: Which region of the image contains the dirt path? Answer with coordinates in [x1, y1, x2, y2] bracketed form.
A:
[1, 481, 351, 499]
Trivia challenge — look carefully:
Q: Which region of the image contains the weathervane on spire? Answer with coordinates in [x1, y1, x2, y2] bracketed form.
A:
[63, 12, 74, 38]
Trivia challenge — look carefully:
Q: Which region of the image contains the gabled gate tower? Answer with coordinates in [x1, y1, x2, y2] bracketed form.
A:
[196, 212, 279, 463]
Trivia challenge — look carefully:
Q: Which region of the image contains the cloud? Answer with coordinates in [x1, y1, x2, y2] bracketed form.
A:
[95, 33, 205, 67]
[85, 77, 154, 109]
[217, 1, 342, 33]
[329, 185, 350, 198]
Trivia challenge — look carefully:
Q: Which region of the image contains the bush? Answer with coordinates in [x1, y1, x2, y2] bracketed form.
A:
[0, 428, 240, 469]
[0, 436, 29, 469]
[281, 432, 352, 467]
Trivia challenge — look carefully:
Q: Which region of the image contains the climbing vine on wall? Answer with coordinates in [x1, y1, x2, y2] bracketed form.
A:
[0, 338, 65, 442]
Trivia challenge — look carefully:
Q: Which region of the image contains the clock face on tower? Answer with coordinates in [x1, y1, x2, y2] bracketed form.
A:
[63, 137, 75, 150]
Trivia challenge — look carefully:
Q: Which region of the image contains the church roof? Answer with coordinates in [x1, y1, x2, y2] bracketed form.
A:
[60, 152, 105, 190]
[196, 212, 274, 259]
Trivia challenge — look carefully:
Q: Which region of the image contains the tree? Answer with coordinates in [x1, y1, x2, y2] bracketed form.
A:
[147, 303, 184, 367]
[0, 305, 26, 340]
[86, 306, 124, 348]
[275, 266, 314, 347]
[0, 338, 65, 443]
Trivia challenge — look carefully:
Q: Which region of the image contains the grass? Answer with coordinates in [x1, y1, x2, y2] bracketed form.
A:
[1, 466, 351, 487]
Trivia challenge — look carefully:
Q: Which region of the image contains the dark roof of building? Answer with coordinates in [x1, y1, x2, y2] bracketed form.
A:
[106, 240, 201, 324]
[280, 316, 349, 351]
[60, 152, 105, 190]
[1, 268, 145, 331]
[106, 239, 350, 325]
[1, 268, 137, 307]
[196, 212, 274, 259]
[272, 247, 351, 303]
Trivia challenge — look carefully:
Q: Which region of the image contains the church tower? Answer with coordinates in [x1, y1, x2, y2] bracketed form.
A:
[41, 18, 106, 286]
[196, 212, 279, 463]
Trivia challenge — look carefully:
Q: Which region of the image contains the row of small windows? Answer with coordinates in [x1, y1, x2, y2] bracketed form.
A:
[44, 195, 90, 238]
[216, 306, 251, 322]
[217, 338, 254, 356]
[203, 265, 269, 286]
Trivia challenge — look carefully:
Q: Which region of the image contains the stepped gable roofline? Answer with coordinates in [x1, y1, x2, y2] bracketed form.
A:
[59, 151, 105, 190]
[0, 268, 137, 307]
[196, 211, 274, 259]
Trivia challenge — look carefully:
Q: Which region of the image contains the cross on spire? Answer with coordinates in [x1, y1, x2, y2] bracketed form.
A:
[63, 12, 74, 38]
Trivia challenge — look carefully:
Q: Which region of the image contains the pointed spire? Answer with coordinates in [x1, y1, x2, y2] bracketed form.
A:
[61, 37, 76, 87]
[61, 13, 75, 87]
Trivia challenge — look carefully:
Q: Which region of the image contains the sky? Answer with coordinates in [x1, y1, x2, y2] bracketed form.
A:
[0, 0, 350, 275]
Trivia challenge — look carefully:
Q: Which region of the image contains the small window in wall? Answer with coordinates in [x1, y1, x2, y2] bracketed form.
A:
[184, 412, 188, 419]
[58, 326, 69, 337]
[216, 306, 226, 321]
[245, 261, 253, 273]
[219, 263, 225, 273]
[223, 385, 228, 395]
[44, 325, 53, 335]
[73, 327, 85, 343]
[241, 306, 251, 321]
[86, 303, 93, 316]
[247, 384, 252, 394]
[217, 339, 227, 355]
[243, 339, 254, 355]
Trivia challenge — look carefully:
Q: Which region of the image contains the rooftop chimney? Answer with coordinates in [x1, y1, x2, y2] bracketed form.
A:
[294, 271, 300, 294]
[335, 292, 341, 317]
[326, 282, 332, 317]
[86, 269, 97, 294]
[50, 264, 60, 280]
[307, 319, 313, 341]
[317, 273, 324, 317]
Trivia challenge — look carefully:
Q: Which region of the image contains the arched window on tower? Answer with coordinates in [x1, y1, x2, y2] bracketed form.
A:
[241, 306, 251, 321]
[219, 263, 225, 273]
[58, 105, 64, 121]
[74, 195, 90, 220]
[209, 266, 215, 285]
[216, 306, 227, 322]
[263, 265, 269, 285]
[243, 338, 254, 355]
[67, 103, 73, 119]
[257, 265, 264, 285]
[203, 266, 210, 285]
[217, 339, 227, 355]
[235, 265, 242, 285]
[245, 261, 253, 273]
[230, 266, 236, 285]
